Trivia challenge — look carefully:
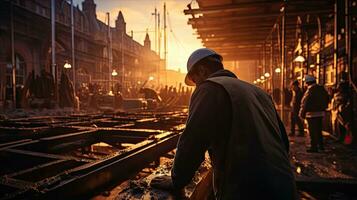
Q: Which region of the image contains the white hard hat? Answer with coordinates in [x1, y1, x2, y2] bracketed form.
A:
[303, 75, 316, 83]
[185, 48, 222, 86]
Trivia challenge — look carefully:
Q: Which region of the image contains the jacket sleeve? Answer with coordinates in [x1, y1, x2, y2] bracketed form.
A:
[271, 97, 289, 153]
[299, 89, 310, 119]
[171, 84, 222, 189]
[277, 111, 289, 153]
[323, 87, 330, 109]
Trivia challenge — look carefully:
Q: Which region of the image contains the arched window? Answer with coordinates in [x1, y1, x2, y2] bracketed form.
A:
[6, 54, 26, 87]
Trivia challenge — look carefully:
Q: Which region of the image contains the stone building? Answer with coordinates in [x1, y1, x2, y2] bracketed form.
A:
[0, 0, 160, 108]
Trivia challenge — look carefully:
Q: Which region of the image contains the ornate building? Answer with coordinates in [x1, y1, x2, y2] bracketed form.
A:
[0, 0, 160, 107]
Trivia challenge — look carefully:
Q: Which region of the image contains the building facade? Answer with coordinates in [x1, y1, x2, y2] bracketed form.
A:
[0, 0, 160, 108]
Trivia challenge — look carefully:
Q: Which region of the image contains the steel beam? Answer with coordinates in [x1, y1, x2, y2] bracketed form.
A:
[281, 5, 286, 122]
[188, 9, 333, 25]
[197, 28, 299, 40]
[192, 21, 324, 30]
[39, 132, 180, 199]
[189, 15, 277, 26]
[189, 13, 280, 25]
[184, 1, 280, 15]
[201, 36, 296, 45]
[0, 113, 188, 199]
[334, 0, 339, 86]
[195, 25, 300, 35]
[184, 0, 332, 15]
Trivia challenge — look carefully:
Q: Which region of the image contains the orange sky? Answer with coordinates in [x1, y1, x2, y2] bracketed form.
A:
[74, 0, 203, 72]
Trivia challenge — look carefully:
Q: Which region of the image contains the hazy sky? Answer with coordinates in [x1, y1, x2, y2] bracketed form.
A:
[73, 0, 203, 72]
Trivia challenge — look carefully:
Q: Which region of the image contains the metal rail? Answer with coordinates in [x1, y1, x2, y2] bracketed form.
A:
[0, 112, 186, 199]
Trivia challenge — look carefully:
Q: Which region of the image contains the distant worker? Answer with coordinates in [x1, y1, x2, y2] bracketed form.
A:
[299, 75, 329, 152]
[290, 80, 304, 136]
[139, 87, 162, 103]
[151, 48, 297, 199]
[332, 79, 352, 143]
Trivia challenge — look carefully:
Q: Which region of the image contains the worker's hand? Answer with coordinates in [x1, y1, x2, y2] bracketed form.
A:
[150, 175, 175, 191]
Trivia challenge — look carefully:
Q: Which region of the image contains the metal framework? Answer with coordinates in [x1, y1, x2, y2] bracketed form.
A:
[184, 0, 334, 61]
[184, 0, 340, 123]
[0, 112, 187, 199]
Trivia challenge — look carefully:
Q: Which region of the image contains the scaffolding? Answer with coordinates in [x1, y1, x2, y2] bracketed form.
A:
[184, 0, 356, 125]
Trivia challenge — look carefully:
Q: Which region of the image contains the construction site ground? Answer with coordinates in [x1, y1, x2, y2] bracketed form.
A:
[0, 111, 357, 199]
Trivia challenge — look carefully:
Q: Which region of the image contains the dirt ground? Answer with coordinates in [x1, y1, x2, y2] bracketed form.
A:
[289, 132, 357, 179]
[289, 131, 357, 199]
[90, 131, 357, 200]
[91, 152, 212, 200]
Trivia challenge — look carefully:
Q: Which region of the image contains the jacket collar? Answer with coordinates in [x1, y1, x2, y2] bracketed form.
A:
[208, 69, 237, 79]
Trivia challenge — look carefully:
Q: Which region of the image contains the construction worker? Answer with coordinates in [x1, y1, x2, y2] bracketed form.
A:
[290, 80, 304, 136]
[151, 48, 297, 199]
[299, 75, 329, 152]
[331, 75, 353, 143]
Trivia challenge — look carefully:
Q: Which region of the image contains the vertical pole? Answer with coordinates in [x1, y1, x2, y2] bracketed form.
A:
[255, 60, 258, 83]
[345, 0, 354, 133]
[158, 12, 161, 85]
[345, 0, 350, 73]
[10, 1, 16, 109]
[281, 4, 286, 122]
[164, 2, 167, 85]
[263, 42, 268, 91]
[51, 0, 57, 106]
[317, 17, 322, 84]
[154, 8, 157, 53]
[334, 0, 339, 86]
[107, 12, 112, 91]
[71, 0, 75, 95]
[306, 28, 310, 75]
[158, 12, 161, 59]
[122, 31, 125, 92]
[305, 16, 310, 76]
[270, 35, 274, 94]
[152, 8, 159, 85]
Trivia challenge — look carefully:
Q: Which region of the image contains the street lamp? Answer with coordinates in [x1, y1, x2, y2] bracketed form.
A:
[111, 69, 118, 76]
[110, 69, 118, 96]
[257, 78, 261, 83]
[260, 76, 265, 80]
[64, 61, 72, 69]
[253, 80, 257, 84]
[275, 68, 281, 73]
[264, 72, 270, 78]
[148, 76, 154, 81]
[293, 55, 305, 63]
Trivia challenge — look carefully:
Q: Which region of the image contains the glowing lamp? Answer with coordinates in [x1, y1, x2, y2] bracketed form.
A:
[64, 62, 72, 69]
[293, 55, 305, 63]
[111, 69, 118, 76]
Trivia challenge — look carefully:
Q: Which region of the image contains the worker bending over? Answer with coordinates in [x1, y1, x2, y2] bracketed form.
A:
[151, 48, 297, 200]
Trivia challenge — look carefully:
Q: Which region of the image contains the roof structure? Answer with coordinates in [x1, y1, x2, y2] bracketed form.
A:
[184, 0, 334, 61]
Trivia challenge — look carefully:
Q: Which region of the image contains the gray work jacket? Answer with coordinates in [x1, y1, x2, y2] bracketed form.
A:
[172, 70, 297, 200]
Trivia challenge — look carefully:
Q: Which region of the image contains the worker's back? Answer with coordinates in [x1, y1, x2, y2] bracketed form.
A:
[302, 84, 329, 112]
[207, 75, 297, 200]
